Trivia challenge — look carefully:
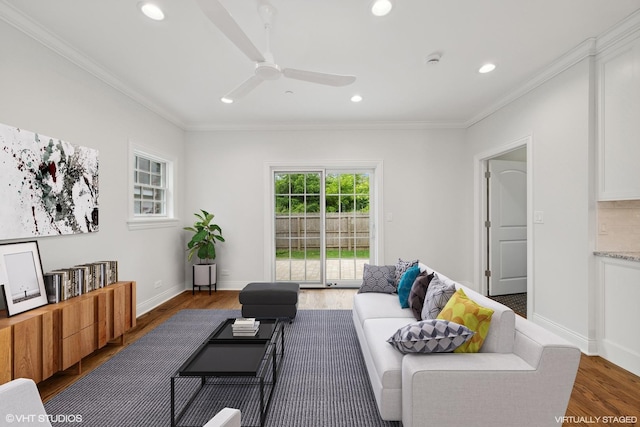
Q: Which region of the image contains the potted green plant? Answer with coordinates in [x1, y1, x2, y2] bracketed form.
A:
[184, 209, 225, 293]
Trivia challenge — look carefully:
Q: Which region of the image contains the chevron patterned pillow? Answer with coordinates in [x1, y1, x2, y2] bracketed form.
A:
[387, 319, 474, 354]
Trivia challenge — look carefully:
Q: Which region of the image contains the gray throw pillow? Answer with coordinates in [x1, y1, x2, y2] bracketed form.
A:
[358, 264, 396, 294]
[387, 319, 474, 354]
[408, 271, 434, 320]
[421, 273, 456, 320]
[394, 258, 419, 288]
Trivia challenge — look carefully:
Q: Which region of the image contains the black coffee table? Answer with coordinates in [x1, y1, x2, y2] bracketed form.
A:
[171, 318, 284, 427]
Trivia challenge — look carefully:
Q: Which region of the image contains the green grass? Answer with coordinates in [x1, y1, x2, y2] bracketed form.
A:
[276, 249, 369, 259]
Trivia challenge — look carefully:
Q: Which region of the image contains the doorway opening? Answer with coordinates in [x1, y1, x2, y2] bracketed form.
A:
[476, 139, 532, 318]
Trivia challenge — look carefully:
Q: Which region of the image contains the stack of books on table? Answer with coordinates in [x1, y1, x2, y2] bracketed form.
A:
[232, 318, 260, 336]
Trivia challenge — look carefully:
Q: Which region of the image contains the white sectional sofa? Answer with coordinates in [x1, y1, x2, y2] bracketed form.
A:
[352, 268, 581, 427]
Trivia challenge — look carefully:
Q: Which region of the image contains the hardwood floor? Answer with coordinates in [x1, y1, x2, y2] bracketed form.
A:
[37, 290, 640, 426]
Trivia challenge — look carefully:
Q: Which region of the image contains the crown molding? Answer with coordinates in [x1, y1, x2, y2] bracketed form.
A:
[464, 38, 598, 128]
[0, 1, 187, 130]
[0, 0, 456, 133]
[184, 120, 467, 132]
[596, 8, 640, 53]
[465, 10, 640, 129]
[2, 0, 639, 133]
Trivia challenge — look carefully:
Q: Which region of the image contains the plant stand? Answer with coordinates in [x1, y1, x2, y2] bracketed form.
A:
[192, 264, 217, 295]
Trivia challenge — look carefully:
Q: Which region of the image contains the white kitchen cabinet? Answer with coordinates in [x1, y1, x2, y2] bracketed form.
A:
[598, 36, 640, 200]
[597, 256, 640, 376]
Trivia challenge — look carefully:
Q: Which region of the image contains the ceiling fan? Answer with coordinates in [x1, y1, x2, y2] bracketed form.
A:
[196, 0, 357, 103]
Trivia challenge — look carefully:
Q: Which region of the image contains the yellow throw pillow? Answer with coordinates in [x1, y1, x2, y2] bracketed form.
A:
[437, 288, 494, 353]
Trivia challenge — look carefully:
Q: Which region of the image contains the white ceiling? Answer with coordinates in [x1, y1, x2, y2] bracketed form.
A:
[2, 0, 640, 130]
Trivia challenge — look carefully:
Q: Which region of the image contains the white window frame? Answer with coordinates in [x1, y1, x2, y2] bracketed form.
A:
[324, 169, 373, 286]
[273, 169, 326, 286]
[264, 160, 384, 286]
[127, 140, 179, 230]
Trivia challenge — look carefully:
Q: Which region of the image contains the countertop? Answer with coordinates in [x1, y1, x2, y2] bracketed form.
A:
[594, 251, 640, 262]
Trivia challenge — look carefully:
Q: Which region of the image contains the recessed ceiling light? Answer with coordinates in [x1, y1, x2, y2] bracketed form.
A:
[221, 97, 233, 104]
[351, 95, 363, 103]
[371, 0, 393, 17]
[479, 63, 496, 74]
[139, 2, 165, 21]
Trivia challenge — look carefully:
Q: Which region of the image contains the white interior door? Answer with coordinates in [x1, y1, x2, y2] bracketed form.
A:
[488, 160, 527, 296]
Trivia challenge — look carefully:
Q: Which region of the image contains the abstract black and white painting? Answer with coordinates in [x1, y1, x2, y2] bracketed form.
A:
[0, 123, 99, 239]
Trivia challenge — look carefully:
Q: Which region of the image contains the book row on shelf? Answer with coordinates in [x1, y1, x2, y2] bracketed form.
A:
[43, 261, 119, 304]
[232, 317, 260, 336]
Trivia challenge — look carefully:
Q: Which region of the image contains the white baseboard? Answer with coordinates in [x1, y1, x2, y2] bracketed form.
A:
[136, 283, 185, 317]
[531, 313, 597, 354]
[211, 280, 257, 291]
[137, 281, 248, 317]
[599, 339, 640, 377]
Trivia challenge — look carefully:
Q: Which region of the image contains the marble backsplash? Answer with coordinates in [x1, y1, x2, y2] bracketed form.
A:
[597, 200, 640, 251]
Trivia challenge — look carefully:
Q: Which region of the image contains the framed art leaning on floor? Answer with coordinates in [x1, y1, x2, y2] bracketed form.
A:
[0, 241, 48, 316]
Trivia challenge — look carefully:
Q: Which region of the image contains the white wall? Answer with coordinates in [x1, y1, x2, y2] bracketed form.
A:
[0, 21, 187, 315]
[465, 58, 596, 352]
[184, 128, 469, 289]
[0, 13, 610, 359]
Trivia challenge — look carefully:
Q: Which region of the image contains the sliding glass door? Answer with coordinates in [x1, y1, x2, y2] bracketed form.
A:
[324, 172, 370, 285]
[274, 171, 323, 284]
[273, 169, 373, 287]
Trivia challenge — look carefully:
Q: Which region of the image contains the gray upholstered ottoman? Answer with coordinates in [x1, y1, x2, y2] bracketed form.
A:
[239, 282, 300, 321]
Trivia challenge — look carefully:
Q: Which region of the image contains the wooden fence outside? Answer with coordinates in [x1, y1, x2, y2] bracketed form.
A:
[275, 213, 370, 250]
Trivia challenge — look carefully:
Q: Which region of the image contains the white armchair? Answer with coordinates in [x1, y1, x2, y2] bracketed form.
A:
[203, 407, 241, 427]
[0, 378, 241, 427]
[0, 378, 51, 427]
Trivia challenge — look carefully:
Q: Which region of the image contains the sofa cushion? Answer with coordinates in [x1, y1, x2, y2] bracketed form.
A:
[387, 319, 474, 354]
[421, 274, 456, 320]
[408, 272, 434, 320]
[397, 265, 421, 308]
[438, 288, 494, 353]
[353, 279, 516, 355]
[394, 258, 419, 288]
[363, 318, 415, 389]
[359, 264, 397, 294]
[353, 293, 414, 328]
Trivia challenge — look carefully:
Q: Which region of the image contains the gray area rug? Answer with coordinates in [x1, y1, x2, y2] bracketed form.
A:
[45, 309, 400, 427]
[489, 293, 527, 318]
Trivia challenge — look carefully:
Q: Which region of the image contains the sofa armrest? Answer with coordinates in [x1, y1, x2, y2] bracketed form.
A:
[203, 408, 241, 427]
[402, 342, 580, 427]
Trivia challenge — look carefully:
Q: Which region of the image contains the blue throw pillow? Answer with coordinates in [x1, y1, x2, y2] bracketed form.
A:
[398, 265, 421, 308]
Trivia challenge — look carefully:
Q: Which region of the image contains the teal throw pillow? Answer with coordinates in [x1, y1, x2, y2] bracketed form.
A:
[398, 265, 421, 308]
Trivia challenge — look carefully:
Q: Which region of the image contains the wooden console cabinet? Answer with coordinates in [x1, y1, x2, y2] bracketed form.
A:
[0, 281, 136, 385]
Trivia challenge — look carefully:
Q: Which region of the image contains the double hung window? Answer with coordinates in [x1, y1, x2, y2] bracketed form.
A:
[133, 154, 167, 216]
[128, 142, 177, 230]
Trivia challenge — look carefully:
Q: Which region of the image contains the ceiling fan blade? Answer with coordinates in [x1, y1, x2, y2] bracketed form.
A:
[222, 75, 264, 102]
[282, 68, 356, 87]
[196, 0, 265, 63]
